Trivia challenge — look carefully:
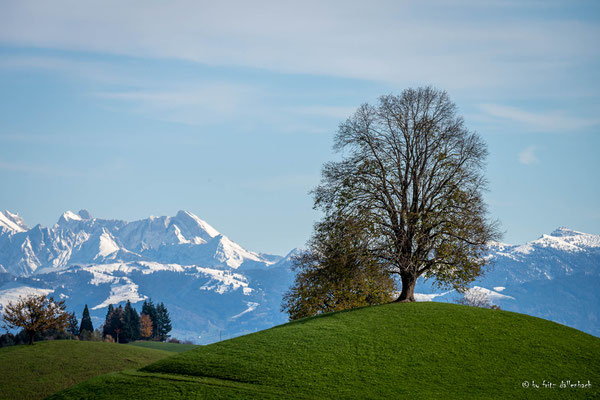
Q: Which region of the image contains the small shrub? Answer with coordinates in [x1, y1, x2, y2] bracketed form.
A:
[455, 290, 493, 308]
[91, 329, 103, 342]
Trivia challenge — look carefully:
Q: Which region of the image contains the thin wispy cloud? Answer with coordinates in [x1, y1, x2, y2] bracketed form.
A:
[93, 81, 266, 126]
[0, 55, 133, 85]
[479, 104, 599, 133]
[288, 106, 358, 120]
[0, 0, 598, 253]
[94, 86, 350, 131]
[1, 1, 598, 90]
[0, 160, 84, 178]
[519, 146, 538, 165]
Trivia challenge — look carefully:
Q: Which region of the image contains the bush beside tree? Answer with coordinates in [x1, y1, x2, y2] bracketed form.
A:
[282, 214, 396, 320]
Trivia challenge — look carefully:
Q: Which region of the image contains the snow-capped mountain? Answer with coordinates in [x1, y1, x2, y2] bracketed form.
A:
[0, 210, 274, 276]
[0, 210, 292, 343]
[414, 227, 600, 336]
[0, 210, 28, 234]
[0, 211, 598, 341]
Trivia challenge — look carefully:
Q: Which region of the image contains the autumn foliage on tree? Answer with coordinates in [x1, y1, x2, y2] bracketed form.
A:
[1, 294, 70, 345]
[282, 214, 396, 320]
[101, 300, 170, 343]
[140, 314, 153, 339]
[140, 299, 172, 341]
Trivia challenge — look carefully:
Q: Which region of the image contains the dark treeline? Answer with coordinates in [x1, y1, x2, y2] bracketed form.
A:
[0, 298, 172, 348]
[0, 327, 74, 348]
[102, 299, 171, 343]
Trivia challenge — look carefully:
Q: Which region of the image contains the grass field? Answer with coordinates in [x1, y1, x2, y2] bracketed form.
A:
[0, 340, 173, 400]
[48, 302, 600, 399]
[127, 340, 198, 353]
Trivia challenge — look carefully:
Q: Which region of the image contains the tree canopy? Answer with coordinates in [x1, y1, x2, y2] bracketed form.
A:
[282, 214, 396, 320]
[313, 87, 500, 302]
[1, 294, 70, 345]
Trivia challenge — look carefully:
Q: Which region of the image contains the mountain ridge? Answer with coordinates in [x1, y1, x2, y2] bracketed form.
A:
[0, 209, 598, 342]
[0, 209, 273, 276]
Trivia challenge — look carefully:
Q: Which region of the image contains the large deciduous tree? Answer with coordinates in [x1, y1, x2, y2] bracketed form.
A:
[1, 294, 70, 345]
[313, 87, 500, 302]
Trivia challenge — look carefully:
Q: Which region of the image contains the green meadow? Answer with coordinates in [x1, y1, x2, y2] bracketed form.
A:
[44, 302, 599, 399]
[0, 340, 172, 400]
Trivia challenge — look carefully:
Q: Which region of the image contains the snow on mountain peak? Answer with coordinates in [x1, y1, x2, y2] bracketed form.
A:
[0, 210, 28, 233]
[487, 227, 600, 261]
[549, 227, 582, 237]
[211, 234, 263, 269]
[97, 230, 120, 258]
[528, 227, 600, 251]
[1, 209, 278, 276]
[58, 210, 83, 224]
[175, 210, 220, 238]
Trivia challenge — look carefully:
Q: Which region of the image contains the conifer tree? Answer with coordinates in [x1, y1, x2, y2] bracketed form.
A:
[79, 304, 94, 335]
[102, 304, 114, 339]
[108, 305, 124, 343]
[67, 312, 79, 337]
[155, 303, 172, 342]
[123, 300, 140, 343]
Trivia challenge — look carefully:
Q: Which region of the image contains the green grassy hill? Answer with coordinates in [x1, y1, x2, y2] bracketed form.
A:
[50, 303, 600, 399]
[127, 340, 198, 353]
[0, 340, 173, 400]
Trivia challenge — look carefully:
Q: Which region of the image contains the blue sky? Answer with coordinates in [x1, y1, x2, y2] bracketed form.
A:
[0, 0, 599, 255]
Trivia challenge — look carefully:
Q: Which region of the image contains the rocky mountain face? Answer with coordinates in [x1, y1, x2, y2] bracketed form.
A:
[0, 210, 598, 341]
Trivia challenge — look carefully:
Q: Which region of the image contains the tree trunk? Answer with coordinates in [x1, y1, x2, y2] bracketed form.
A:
[396, 273, 417, 302]
[28, 331, 34, 345]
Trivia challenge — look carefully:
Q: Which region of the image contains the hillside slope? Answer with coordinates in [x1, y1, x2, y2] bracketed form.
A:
[0, 340, 173, 400]
[50, 303, 600, 399]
